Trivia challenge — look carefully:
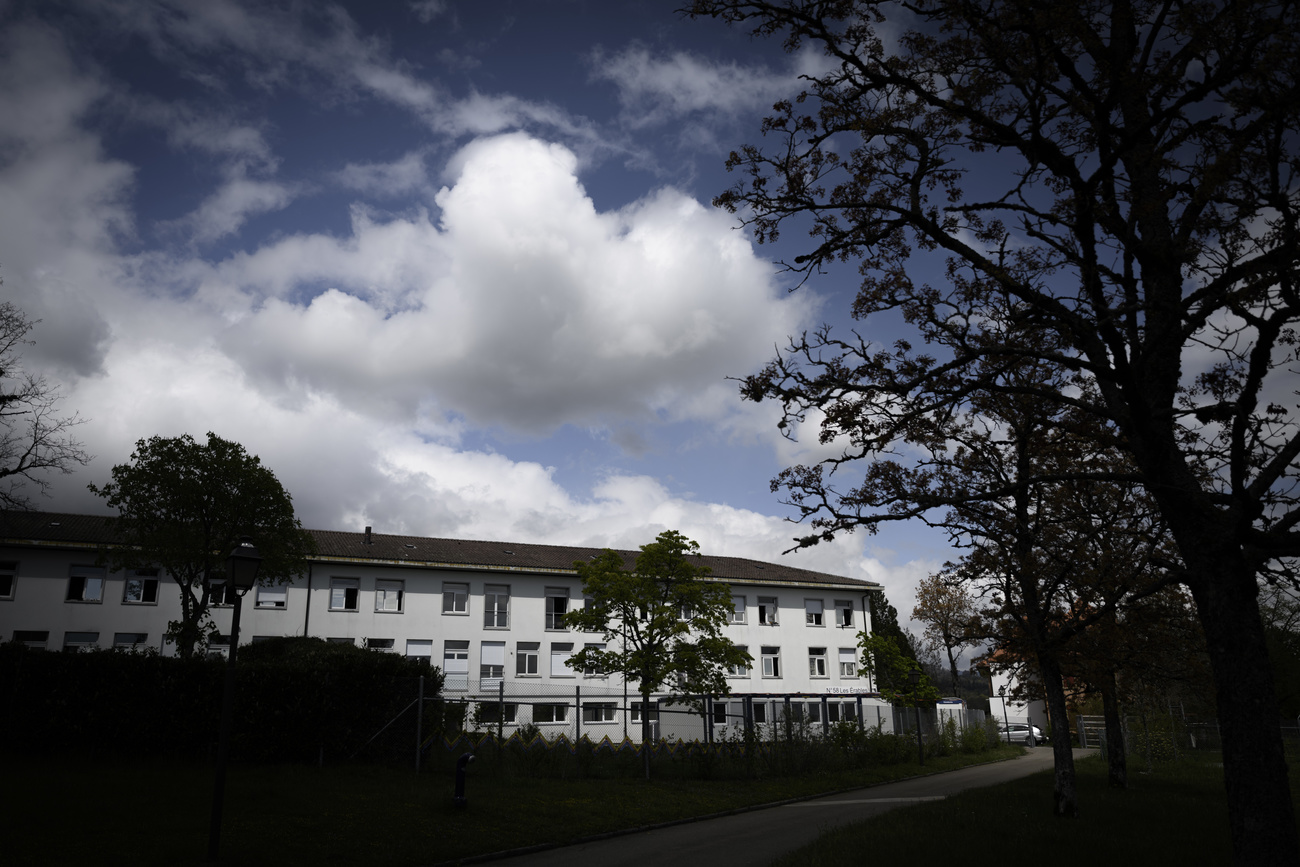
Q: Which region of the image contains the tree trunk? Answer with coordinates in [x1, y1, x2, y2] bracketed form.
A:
[1037, 653, 1078, 817]
[1185, 556, 1299, 866]
[641, 686, 652, 781]
[946, 646, 960, 695]
[1100, 670, 1127, 789]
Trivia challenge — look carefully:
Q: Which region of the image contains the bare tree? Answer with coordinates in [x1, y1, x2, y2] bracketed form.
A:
[0, 301, 90, 509]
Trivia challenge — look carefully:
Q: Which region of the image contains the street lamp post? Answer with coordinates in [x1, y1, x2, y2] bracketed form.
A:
[908, 668, 924, 767]
[208, 537, 263, 860]
[998, 685, 1012, 745]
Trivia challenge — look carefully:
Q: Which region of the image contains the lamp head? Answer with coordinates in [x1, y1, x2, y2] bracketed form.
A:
[227, 536, 263, 591]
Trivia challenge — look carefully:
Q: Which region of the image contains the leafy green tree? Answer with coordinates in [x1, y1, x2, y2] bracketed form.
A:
[0, 300, 89, 509]
[565, 530, 751, 780]
[89, 432, 316, 659]
[858, 632, 939, 707]
[691, 1, 1300, 858]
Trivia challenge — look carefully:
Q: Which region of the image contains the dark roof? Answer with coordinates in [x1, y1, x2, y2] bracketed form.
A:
[0, 510, 879, 591]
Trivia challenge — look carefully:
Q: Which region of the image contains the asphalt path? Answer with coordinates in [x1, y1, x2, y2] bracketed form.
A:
[477, 748, 1083, 867]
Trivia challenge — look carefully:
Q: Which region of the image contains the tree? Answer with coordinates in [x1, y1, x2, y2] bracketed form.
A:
[858, 631, 940, 706]
[0, 301, 90, 509]
[912, 572, 979, 694]
[88, 433, 316, 659]
[691, 1, 1300, 859]
[565, 530, 751, 780]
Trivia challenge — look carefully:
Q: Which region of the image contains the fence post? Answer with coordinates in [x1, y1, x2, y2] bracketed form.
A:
[498, 679, 505, 743]
[821, 696, 830, 736]
[574, 685, 581, 744]
[705, 695, 713, 743]
[415, 675, 424, 774]
[784, 696, 793, 743]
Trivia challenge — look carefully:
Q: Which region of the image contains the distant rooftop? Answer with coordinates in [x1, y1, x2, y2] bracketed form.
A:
[0, 510, 879, 591]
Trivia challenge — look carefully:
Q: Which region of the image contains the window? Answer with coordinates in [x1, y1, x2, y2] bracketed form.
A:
[478, 702, 518, 725]
[122, 569, 158, 604]
[761, 646, 781, 678]
[806, 701, 822, 723]
[365, 638, 395, 651]
[113, 632, 148, 649]
[758, 596, 778, 625]
[407, 639, 432, 660]
[327, 637, 355, 645]
[442, 582, 469, 615]
[727, 645, 750, 677]
[834, 599, 854, 628]
[805, 599, 824, 626]
[14, 630, 49, 649]
[731, 595, 746, 624]
[63, 631, 99, 651]
[210, 582, 232, 606]
[631, 702, 658, 722]
[713, 702, 730, 727]
[753, 702, 767, 724]
[582, 642, 605, 676]
[484, 584, 509, 628]
[66, 566, 105, 603]
[809, 647, 828, 677]
[481, 641, 505, 688]
[516, 641, 540, 676]
[0, 561, 16, 600]
[545, 587, 569, 629]
[444, 640, 469, 689]
[839, 648, 858, 677]
[256, 585, 287, 609]
[582, 702, 616, 723]
[534, 703, 568, 723]
[375, 580, 404, 613]
[678, 603, 693, 621]
[329, 578, 359, 611]
[550, 642, 574, 677]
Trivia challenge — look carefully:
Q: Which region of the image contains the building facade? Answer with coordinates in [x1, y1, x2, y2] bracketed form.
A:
[0, 510, 897, 740]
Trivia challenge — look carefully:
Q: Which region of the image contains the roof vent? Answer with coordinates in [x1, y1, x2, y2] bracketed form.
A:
[364, 526, 372, 544]
[503, 549, 514, 555]
[404, 544, 416, 549]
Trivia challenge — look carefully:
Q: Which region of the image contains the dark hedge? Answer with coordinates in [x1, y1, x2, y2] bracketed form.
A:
[0, 637, 444, 765]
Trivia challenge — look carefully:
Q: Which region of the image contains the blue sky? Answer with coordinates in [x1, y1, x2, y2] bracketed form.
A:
[0, 0, 950, 630]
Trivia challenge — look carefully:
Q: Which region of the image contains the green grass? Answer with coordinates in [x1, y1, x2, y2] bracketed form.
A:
[0, 746, 1020, 866]
[770, 751, 1300, 867]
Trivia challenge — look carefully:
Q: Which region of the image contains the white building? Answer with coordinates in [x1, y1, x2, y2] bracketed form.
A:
[0, 510, 898, 741]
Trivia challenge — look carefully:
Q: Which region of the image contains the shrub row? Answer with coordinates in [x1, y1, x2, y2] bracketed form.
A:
[0, 637, 442, 764]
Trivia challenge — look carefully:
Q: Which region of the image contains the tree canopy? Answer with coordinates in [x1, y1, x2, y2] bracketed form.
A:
[0, 300, 89, 509]
[691, 0, 1300, 860]
[89, 432, 316, 659]
[565, 529, 750, 779]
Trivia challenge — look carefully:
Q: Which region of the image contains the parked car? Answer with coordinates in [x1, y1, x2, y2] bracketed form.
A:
[997, 723, 1047, 746]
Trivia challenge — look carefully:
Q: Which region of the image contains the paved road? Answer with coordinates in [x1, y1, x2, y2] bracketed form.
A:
[480, 748, 1082, 866]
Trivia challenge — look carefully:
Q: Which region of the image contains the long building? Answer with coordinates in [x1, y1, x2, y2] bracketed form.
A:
[0, 510, 895, 740]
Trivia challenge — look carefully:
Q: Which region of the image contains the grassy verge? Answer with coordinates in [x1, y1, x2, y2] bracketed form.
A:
[1, 745, 1020, 866]
[771, 751, 1300, 867]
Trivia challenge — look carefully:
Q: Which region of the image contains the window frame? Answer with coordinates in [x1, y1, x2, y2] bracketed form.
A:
[256, 584, 288, 610]
[727, 645, 750, 677]
[582, 702, 617, 723]
[483, 584, 510, 629]
[550, 642, 575, 677]
[839, 647, 858, 678]
[113, 632, 149, 649]
[534, 703, 569, 724]
[545, 587, 569, 630]
[834, 599, 854, 628]
[375, 579, 404, 613]
[0, 560, 16, 600]
[65, 566, 106, 604]
[730, 595, 746, 624]
[329, 577, 360, 612]
[480, 641, 506, 687]
[442, 582, 469, 616]
[809, 647, 828, 678]
[122, 569, 159, 605]
[582, 642, 606, 677]
[63, 631, 100, 652]
[761, 646, 781, 678]
[757, 596, 778, 626]
[516, 641, 540, 676]
[805, 598, 825, 627]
